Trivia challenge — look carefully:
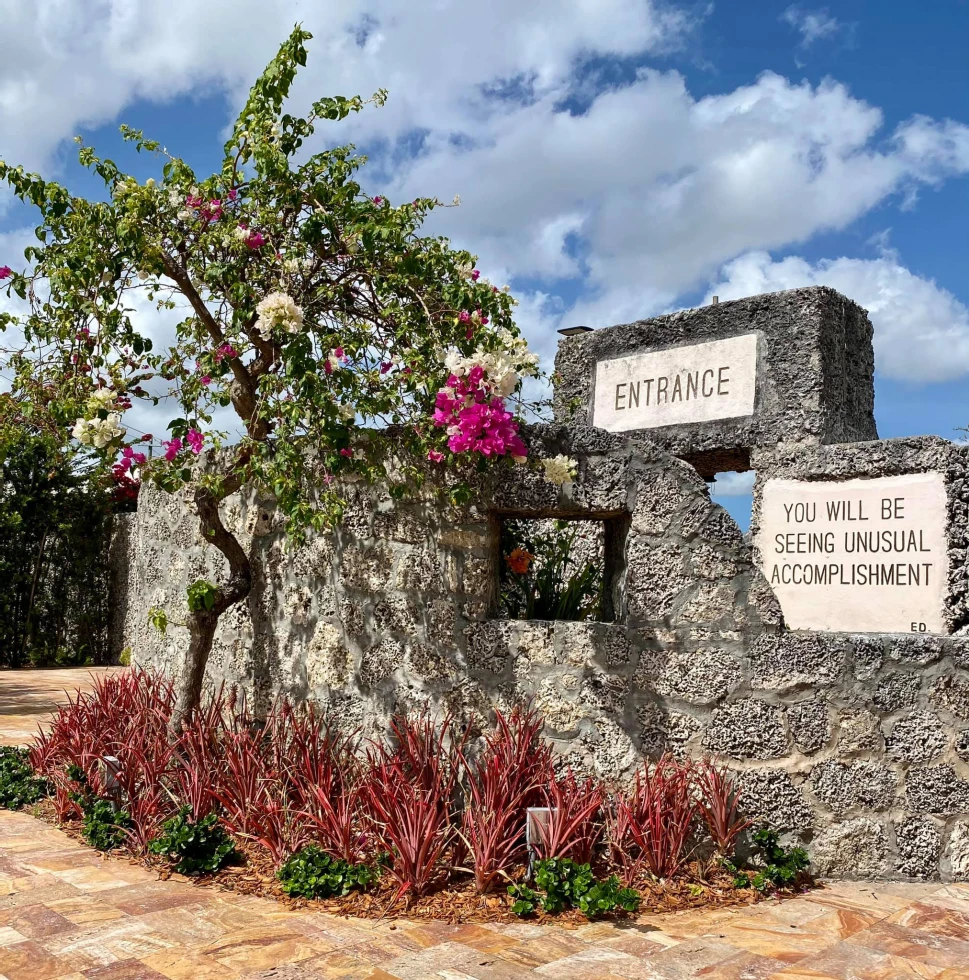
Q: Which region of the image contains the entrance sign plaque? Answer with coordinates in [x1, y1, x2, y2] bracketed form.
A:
[592, 333, 758, 433]
[756, 472, 948, 634]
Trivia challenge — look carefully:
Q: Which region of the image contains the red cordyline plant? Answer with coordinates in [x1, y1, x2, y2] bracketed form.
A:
[212, 703, 309, 865]
[532, 768, 604, 864]
[693, 758, 750, 857]
[362, 713, 464, 900]
[172, 686, 232, 818]
[457, 705, 553, 893]
[607, 754, 698, 883]
[286, 712, 368, 864]
[29, 669, 175, 820]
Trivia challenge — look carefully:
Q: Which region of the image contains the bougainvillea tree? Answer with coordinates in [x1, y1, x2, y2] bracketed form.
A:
[0, 28, 561, 726]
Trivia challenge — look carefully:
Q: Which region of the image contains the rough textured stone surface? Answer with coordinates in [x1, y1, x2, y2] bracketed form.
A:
[811, 761, 897, 815]
[811, 819, 888, 879]
[886, 710, 949, 764]
[949, 821, 969, 879]
[787, 696, 830, 755]
[702, 699, 788, 760]
[894, 816, 942, 879]
[553, 287, 877, 478]
[906, 767, 969, 815]
[737, 770, 814, 831]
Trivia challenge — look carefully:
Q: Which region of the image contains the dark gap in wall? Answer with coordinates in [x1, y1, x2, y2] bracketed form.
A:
[491, 515, 624, 624]
[682, 447, 751, 483]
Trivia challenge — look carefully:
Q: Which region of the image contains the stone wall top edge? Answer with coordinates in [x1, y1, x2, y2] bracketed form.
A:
[558, 285, 864, 350]
[753, 436, 969, 477]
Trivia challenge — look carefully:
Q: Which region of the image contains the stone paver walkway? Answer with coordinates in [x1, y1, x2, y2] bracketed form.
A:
[0, 668, 124, 747]
[2, 669, 969, 979]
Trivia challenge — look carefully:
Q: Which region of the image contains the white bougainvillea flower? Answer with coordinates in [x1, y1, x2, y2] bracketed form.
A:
[71, 413, 126, 449]
[542, 454, 578, 486]
[88, 387, 117, 409]
[255, 291, 304, 340]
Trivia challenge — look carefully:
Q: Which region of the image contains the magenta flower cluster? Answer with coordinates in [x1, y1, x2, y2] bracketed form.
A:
[431, 366, 527, 460]
[162, 428, 203, 461]
[186, 195, 223, 223]
[113, 445, 147, 475]
[0, 265, 11, 280]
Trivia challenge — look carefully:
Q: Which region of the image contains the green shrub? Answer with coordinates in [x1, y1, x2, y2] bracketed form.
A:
[80, 797, 131, 851]
[118, 647, 131, 666]
[533, 857, 595, 913]
[277, 845, 375, 899]
[508, 858, 640, 919]
[731, 828, 810, 893]
[148, 807, 236, 876]
[0, 747, 49, 809]
[507, 883, 540, 917]
[576, 876, 640, 918]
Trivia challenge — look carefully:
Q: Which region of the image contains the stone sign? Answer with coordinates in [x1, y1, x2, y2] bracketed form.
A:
[592, 333, 758, 433]
[756, 472, 948, 633]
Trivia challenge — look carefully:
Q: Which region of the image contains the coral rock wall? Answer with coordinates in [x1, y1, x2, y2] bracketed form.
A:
[112, 424, 969, 881]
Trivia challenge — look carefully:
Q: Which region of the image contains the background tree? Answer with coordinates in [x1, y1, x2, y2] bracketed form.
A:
[0, 396, 115, 667]
[0, 27, 547, 725]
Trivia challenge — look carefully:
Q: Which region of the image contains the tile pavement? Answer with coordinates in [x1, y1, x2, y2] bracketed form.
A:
[0, 669, 125, 748]
[2, 668, 969, 979]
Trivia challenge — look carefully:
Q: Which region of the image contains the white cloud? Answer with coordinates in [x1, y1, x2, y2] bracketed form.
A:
[1, 0, 968, 418]
[708, 250, 969, 383]
[780, 6, 844, 47]
[710, 471, 756, 496]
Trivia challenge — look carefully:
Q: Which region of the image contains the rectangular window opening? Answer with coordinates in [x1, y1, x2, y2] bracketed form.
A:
[494, 516, 625, 624]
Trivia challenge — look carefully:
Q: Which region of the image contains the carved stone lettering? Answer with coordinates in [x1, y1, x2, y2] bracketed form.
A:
[756, 473, 948, 634]
[592, 334, 758, 432]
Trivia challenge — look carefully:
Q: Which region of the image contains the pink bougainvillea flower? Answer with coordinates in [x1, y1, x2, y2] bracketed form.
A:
[458, 311, 471, 323]
[471, 269, 480, 281]
[200, 375, 211, 386]
[121, 446, 134, 460]
[141, 433, 153, 442]
[133, 452, 147, 465]
[246, 231, 265, 249]
[373, 196, 383, 204]
[380, 361, 392, 374]
[227, 188, 238, 201]
[0, 266, 11, 279]
[162, 437, 182, 462]
[466, 328, 474, 340]
[215, 343, 238, 362]
[334, 346, 345, 360]
[339, 447, 354, 458]
[432, 370, 528, 460]
[323, 359, 333, 375]
[186, 429, 204, 454]
[427, 450, 445, 463]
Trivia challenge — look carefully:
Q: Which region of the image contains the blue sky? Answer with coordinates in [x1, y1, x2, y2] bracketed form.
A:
[1, 1, 967, 529]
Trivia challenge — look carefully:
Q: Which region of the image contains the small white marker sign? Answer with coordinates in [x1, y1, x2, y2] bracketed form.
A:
[592, 334, 758, 432]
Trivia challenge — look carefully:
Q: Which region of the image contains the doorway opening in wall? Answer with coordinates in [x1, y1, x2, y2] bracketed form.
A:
[494, 515, 625, 624]
[708, 471, 757, 537]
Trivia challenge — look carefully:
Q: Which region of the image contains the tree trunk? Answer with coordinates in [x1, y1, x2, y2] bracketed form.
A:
[171, 483, 252, 730]
[21, 524, 50, 666]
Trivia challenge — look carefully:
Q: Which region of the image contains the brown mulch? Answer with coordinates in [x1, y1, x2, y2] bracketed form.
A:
[28, 799, 804, 927]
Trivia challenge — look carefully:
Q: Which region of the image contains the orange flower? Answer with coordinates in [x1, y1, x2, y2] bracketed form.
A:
[505, 547, 534, 575]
